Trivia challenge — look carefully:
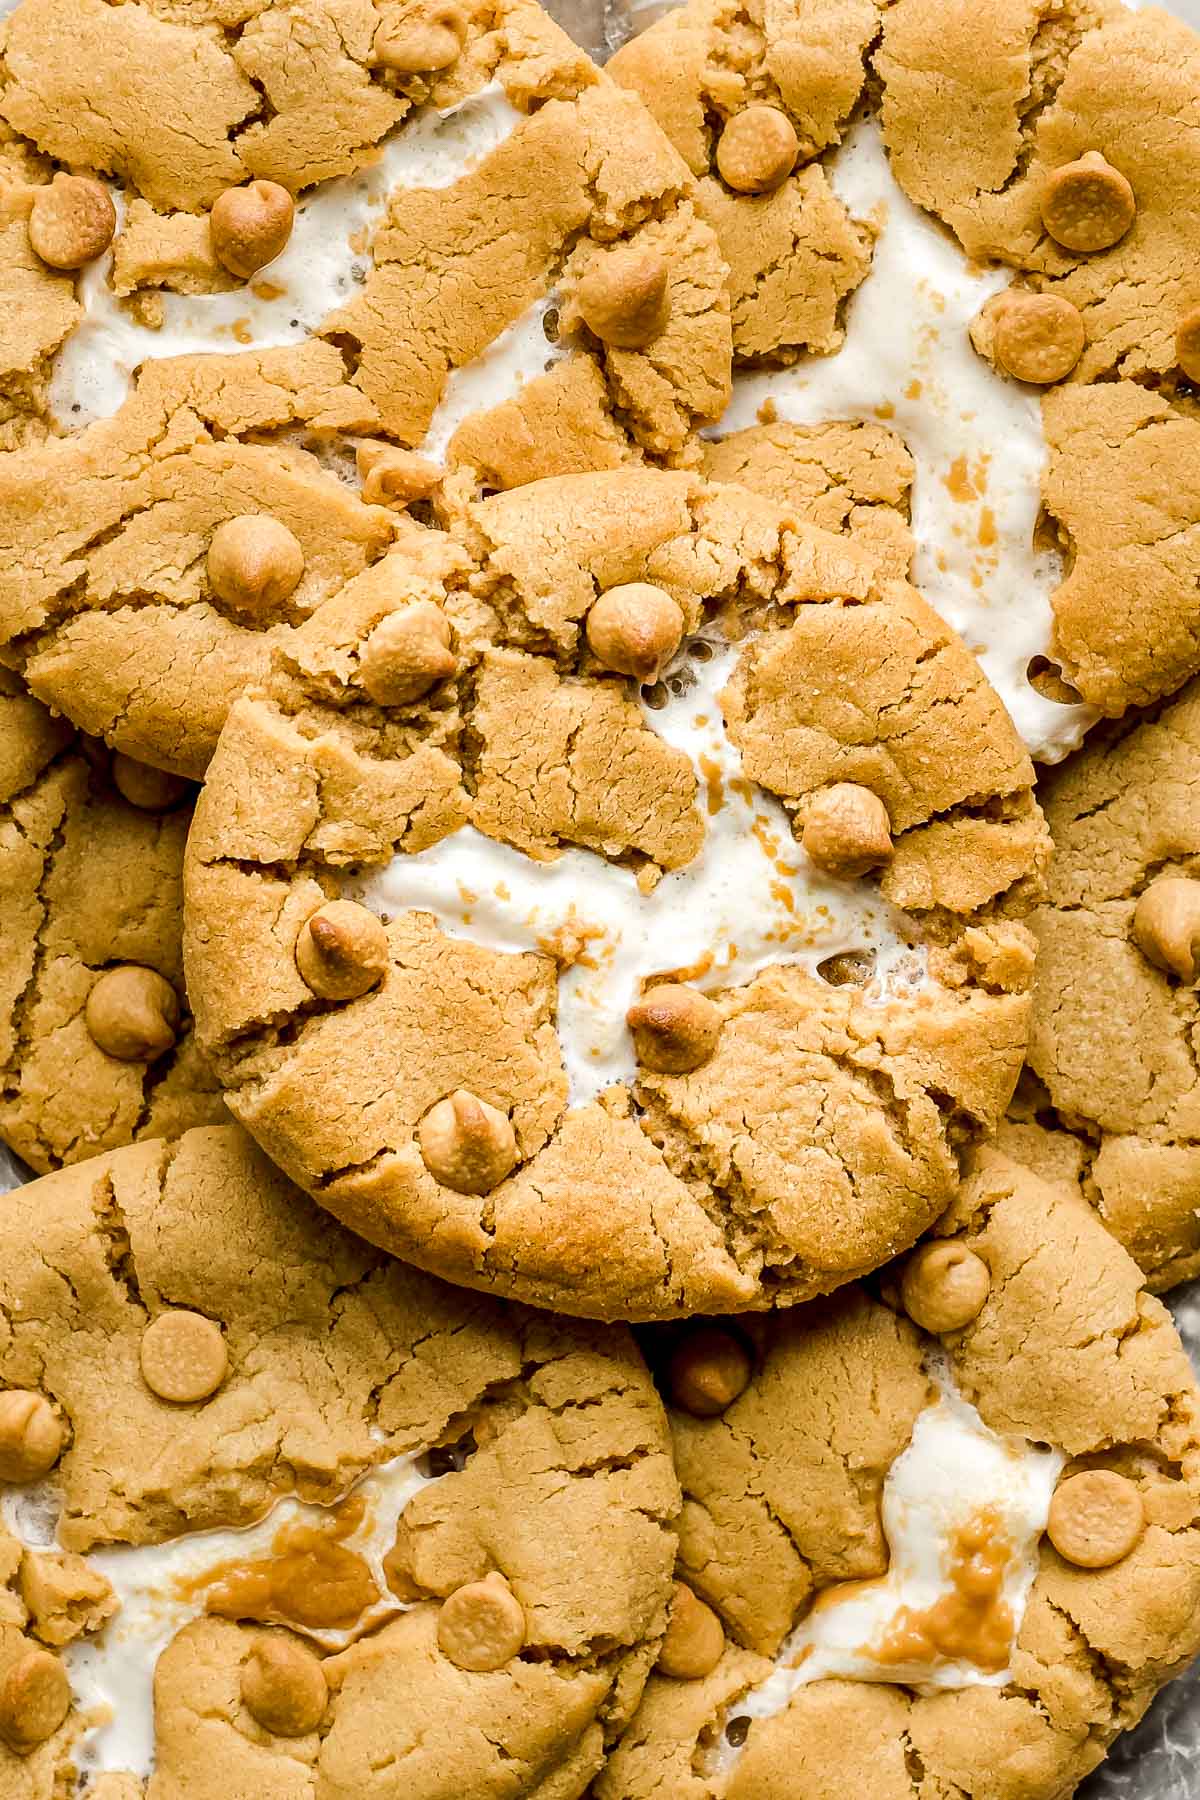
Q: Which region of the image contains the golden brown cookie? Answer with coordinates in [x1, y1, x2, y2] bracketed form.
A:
[609, 0, 876, 364]
[598, 1150, 1200, 1799]
[877, 0, 1200, 717]
[0, 0, 734, 776]
[183, 467, 1047, 1322]
[0, 1124, 678, 1796]
[1019, 676, 1200, 1292]
[0, 671, 224, 1174]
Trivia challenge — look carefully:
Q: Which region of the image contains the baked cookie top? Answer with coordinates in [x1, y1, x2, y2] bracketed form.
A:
[610, 0, 1200, 757]
[0, 1123, 679, 1797]
[182, 464, 1048, 1322]
[1017, 675, 1200, 1295]
[0, 0, 732, 776]
[598, 1146, 1200, 1800]
[0, 670, 225, 1175]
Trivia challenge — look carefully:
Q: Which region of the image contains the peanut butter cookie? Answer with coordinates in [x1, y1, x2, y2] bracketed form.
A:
[598, 1149, 1200, 1799]
[183, 467, 1048, 1321]
[0, 671, 224, 1174]
[0, 1123, 678, 1796]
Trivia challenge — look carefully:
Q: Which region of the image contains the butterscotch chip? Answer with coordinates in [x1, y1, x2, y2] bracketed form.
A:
[1047, 1469, 1145, 1569]
[140, 1310, 228, 1404]
[296, 900, 389, 1001]
[665, 1326, 751, 1417]
[1040, 152, 1136, 254]
[900, 1242, 991, 1334]
[28, 173, 115, 270]
[373, 1, 467, 73]
[207, 514, 305, 615]
[656, 1581, 725, 1680]
[437, 1572, 526, 1672]
[585, 584, 684, 682]
[627, 983, 721, 1074]
[716, 106, 799, 194]
[801, 783, 894, 878]
[358, 603, 456, 706]
[0, 1390, 64, 1482]
[575, 245, 671, 350]
[356, 445, 442, 508]
[1131, 876, 1200, 982]
[993, 291, 1085, 385]
[0, 1648, 70, 1752]
[210, 181, 295, 280]
[1177, 306, 1200, 384]
[241, 1633, 328, 1737]
[418, 1090, 518, 1195]
[85, 966, 180, 1062]
[110, 753, 189, 813]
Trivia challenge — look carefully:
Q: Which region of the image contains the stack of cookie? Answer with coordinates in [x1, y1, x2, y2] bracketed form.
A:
[0, 0, 1199, 1792]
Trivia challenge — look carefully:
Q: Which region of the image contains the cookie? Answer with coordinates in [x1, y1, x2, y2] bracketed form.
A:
[0, 0, 731, 463]
[0, 670, 225, 1175]
[0, 0, 734, 776]
[1015, 676, 1200, 1293]
[608, 0, 1103, 767]
[876, 0, 1200, 718]
[597, 1148, 1200, 1800]
[0, 1123, 679, 1796]
[182, 465, 1048, 1322]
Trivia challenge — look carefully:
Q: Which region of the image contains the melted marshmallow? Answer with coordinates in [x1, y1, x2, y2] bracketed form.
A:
[710, 1362, 1063, 1774]
[49, 86, 525, 430]
[358, 640, 925, 1106]
[2, 1455, 432, 1779]
[716, 117, 1098, 765]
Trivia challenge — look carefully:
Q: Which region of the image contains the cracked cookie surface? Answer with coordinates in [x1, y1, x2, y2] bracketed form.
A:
[608, 0, 878, 367]
[877, 0, 1200, 717]
[1020, 676, 1200, 1293]
[183, 465, 1047, 1322]
[0, 0, 731, 520]
[0, 671, 225, 1175]
[598, 1148, 1200, 1800]
[0, 1122, 678, 1796]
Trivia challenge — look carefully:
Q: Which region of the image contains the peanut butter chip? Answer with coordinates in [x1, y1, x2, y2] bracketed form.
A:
[85, 966, 180, 1062]
[575, 245, 671, 349]
[1131, 877, 1200, 982]
[418, 1090, 518, 1195]
[656, 1581, 725, 1680]
[1040, 152, 1136, 253]
[0, 1391, 64, 1483]
[900, 1242, 991, 1334]
[0, 1649, 70, 1753]
[993, 291, 1086, 385]
[586, 584, 684, 682]
[1047, 1470, 1145, 1569]
[437, 1572, 525, 1672]
[295, 900, 389, 1001]
[628, 983, 721, 1073]
[1176, 306, 1200, 384]
[356, 445, 442, 508]
[241, 1634, 328, 1737]
[28, 173, 116, 270]
[210, 180, 295, 279]
[110, 753, 189, 813]
[373, 1, 467, 73]
[140, 1311, 228, 1405]
[665, 1326, 751, 1417]
[207, 514, 305, 615]
[358, 602, 456, 705]
[715, 106, 800, 194]
[802, 783, 894, 878]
